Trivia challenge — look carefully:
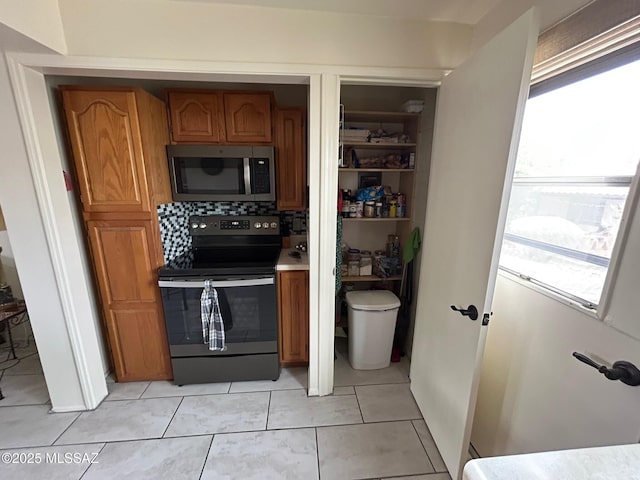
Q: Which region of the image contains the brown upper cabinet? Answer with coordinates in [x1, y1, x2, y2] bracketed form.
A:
[61, 87, 172, 213]
[275, 108, 306, 211]
[167, 91, 226, 143]
[167, 90, 273, 145]
[223, 93, 273, 144]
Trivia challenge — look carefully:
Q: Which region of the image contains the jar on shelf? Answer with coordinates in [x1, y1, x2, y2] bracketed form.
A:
[349, 204, 357, 217]
[375, 201, 383, 217]
[359, 250, 372, 276]
[348, 260, 360, 276]
[364, 201, 376, 218]
[355, 201, 364, 218]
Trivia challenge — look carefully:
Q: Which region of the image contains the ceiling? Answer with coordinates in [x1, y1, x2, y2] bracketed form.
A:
[172, 0, 505, 24]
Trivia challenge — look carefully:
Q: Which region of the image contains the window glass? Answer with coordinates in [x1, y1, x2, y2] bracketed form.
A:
[516, 60, 640, 178]
[500, 58, 640, 306]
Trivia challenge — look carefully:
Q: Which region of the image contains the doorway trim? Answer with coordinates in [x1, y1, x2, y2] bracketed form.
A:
[5, 51, 445, 408]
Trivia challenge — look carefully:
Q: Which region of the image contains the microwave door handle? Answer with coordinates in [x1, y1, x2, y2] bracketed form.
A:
[243, 157, 252, 194]
[158, 277, 274, 288]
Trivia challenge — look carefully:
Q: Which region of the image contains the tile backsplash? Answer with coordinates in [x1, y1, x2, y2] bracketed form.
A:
[157, 201, 307, 263]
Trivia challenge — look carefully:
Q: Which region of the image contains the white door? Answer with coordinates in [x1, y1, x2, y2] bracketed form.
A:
[410, 9, 539, 480]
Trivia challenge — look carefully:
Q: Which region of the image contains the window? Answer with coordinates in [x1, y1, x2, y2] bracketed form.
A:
[500, 54, 640, 308]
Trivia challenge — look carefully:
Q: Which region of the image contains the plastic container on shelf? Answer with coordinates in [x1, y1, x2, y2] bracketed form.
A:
[402, 100, 424, 113]
[389, 200, 397, 218]
[359, 251, 372, 276]
[348, 260, 360, 276]
[375, 202, 383, 217]
[397, 204, 406, 218]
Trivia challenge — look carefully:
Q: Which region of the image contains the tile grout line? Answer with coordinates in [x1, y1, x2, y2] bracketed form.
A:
[411, 419, 436, 473]
[314, 427, 321, 480]
[77, 441, 107, 480]
[197, 434, 216, 480]
[353, 386, 365, 424]
[137, 381, 152, 399]
[265, 390, 272, 430]
[333, 380, 410, 388]
[50, 410, 84, 447]
[161, 396, 185, 438]
[0, 433, 218, 451]
[0, 399, 51, 408]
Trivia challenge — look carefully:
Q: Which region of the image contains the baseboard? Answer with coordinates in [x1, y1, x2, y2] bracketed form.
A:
[49, 404, 87, 413]
[469, 443, 481, 459]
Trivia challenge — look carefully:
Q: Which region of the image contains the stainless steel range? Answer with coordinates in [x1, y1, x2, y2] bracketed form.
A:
[158, 215, 281, 385]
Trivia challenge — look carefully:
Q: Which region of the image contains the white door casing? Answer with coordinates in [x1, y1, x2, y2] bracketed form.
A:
[409, 9, 539, 480]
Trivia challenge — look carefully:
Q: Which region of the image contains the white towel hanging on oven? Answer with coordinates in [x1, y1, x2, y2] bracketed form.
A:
[200, 280, 226, 351]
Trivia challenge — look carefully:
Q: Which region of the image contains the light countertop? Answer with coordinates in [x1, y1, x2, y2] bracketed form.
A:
[463, 444, 640, 480]
[276, 248, 309, 271]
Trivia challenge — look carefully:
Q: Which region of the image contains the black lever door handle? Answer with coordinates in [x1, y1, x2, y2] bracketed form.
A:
[572, 352, 640, 386]
[450, 305, 478, 321]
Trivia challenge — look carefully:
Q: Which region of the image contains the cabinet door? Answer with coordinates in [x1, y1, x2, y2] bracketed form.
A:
[167, 91, 226, 143]
[278, 270, 309, 366]
[87, 220, 172, 381]
[275, 108, 306, 211]
[61, 89, 151, 213]
[223, 93, 273, 143]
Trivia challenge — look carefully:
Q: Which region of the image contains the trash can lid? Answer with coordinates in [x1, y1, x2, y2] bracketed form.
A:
[346, 290, 401, 311]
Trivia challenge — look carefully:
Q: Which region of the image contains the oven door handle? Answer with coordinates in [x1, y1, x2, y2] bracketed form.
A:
[158, 277, 274, 288]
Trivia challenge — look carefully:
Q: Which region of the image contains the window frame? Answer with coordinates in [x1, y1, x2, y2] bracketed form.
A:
[499, 41, 640, 317]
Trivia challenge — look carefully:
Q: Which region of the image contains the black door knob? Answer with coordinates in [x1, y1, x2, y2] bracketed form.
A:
[572, 352, 640, 386]
[450, 304, 479, 321]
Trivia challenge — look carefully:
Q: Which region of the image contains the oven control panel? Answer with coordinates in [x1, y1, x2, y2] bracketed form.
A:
[189, 215, 281, 235]
[220, 219, 250, 230]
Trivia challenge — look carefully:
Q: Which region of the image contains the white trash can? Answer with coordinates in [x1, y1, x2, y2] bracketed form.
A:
[346, 290, 401, 370]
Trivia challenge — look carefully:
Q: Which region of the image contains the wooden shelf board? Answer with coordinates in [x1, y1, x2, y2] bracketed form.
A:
[342, 275, 402, 282]
[344, 110, 421, 122]
[339, 168, 414, 173]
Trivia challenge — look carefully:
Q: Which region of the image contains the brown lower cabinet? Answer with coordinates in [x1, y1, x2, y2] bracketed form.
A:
[277, 270, 309, 366]
[86, 219, 172, 381]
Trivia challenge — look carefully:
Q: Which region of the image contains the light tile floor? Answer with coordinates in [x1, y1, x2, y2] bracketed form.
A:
[0, 337, 453, 480]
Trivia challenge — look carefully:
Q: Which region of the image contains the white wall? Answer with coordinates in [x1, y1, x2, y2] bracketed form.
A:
[0, 0, 66, 53]
[471, 0, 593, 51]
[472, 273, 640, 456]
[57, 0, 472, 70]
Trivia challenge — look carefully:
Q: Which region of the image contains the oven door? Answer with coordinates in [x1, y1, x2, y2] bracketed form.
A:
[158, 275, 277, 357]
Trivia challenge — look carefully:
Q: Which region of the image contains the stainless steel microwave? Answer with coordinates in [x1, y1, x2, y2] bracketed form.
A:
[167, 145, 275, 202]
